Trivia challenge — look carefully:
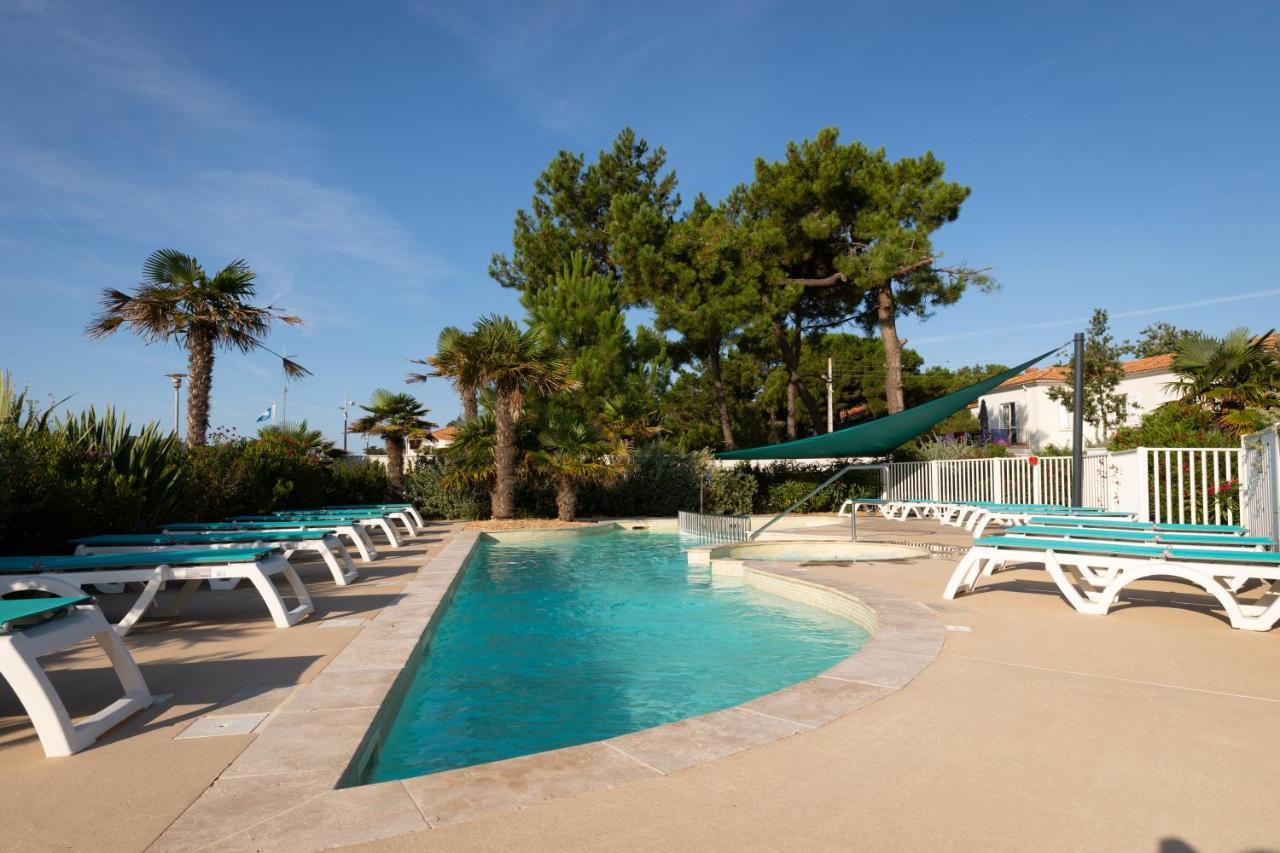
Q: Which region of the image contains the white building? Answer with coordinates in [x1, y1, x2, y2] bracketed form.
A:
[970, 354, 1178, 451]
[363, 426, 456, 467]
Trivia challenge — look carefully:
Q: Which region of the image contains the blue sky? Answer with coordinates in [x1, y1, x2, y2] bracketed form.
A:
[1, 0, 1277, 443]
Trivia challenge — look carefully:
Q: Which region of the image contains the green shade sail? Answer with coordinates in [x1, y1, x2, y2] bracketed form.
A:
[716, 348, 1062, 461]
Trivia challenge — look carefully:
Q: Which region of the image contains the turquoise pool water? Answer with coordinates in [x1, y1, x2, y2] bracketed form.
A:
[364, 530, 868, 782]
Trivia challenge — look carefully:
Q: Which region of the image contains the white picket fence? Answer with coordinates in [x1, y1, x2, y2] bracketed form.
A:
[882, 447, 1242, 524]
[883, 453, 1109, 508]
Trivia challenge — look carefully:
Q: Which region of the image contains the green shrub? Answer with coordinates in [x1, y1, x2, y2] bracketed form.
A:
[325, 460, 394, 505]
[1109, 402, 1236, 450]
[749, 461, 881, 513]
[0, 408, 193, 553]
[185, 438, 329, 519]
[764, 479, 818, 513]
[578, 445, 701, 517]
[0, 395, 403, 552]
[403, 456, 489, 520]
[705, 465, 757, 515]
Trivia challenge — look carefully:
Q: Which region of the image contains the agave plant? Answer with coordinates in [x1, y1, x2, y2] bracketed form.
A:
[0, 370, 67, 432]
[56, 406, 188, 524]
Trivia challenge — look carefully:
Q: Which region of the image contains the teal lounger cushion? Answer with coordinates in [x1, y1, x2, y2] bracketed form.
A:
[972, 536, 1165, 557]
[1026, 516, 1247, 534]
[1004, 526, 1271, 547]
[0, 548, 277, 573]
[71, 531, 335, 546]
[1163, 547, 1280, 564]
[163, 522, 338, 531]
[0, 595, 92, 632]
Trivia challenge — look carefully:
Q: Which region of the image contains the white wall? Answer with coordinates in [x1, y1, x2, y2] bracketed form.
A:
[975, 370, 1179, 450]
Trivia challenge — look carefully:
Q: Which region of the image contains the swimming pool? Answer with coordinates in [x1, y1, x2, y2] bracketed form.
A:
[362, 529, 869, 783]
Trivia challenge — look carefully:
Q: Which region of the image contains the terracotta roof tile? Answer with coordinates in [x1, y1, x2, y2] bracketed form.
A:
[995, 353, 1172, 389]
[991, 333, 1274, 390]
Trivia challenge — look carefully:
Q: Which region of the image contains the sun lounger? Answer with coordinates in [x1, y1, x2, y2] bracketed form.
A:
[0, 577, 152, 756]
[277, 507, 417, 538]
[234, 513, 404, 548]
[1001, 524, 1271, 550]
[1025, 516, 1249, 535]
[322, 503, 424, 530]
[0, 548, 313, 636]
[836, 499, 893, 518]
[957, 505, 1136, 537]
[943, 535, 1280, 631]
[71, 529, 359, 586]
[161, 521, 379, 563]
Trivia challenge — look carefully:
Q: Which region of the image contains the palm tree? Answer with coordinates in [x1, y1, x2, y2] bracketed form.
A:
[86, 249, 308, 447]
[470, 315, 577, 519]
[258, 420, 337, 457]
[349, 389, 435, 492]
[440, 407, 539, 507]
[408, 326, 485, 422]
[1169, 328, 1279, 434]
[534, 415, 628, 521]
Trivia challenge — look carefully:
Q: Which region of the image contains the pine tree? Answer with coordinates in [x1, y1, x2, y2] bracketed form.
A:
[1047, 309, 1134, 443]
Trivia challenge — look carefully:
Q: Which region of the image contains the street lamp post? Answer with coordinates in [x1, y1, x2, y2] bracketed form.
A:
[165, 373, 185, 440]
[341, 398, 355, 454]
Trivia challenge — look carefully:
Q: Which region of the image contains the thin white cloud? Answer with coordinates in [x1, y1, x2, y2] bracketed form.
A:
[910, 288, 1280, 345]
[0, 3, 451, 327]
[0, 0, 293, 137]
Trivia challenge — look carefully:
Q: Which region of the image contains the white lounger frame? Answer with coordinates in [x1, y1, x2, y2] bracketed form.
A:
[2, 552, 313, 636]
[944, 543, 1280, 631]
[0, 577, 152, 757]
[74, 533, 359, 587]
[272, 516, 402, 548]
[162, 524, 379, 563]
[836, 499, 892, 518]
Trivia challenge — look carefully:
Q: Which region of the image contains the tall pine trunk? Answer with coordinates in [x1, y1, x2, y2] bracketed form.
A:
[708, 346, 735, 449]
[385, 435, 406, 493]
[876, 281, 905, 414]
[492, 392, 517, 519]
[555, 478, 577, 522]
[185, 327, 214, 447]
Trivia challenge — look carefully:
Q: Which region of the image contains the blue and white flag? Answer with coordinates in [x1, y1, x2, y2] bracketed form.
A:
[256, 404, 275, 423]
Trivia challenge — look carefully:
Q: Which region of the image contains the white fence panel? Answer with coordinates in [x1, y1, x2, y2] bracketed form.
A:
[1241, 428, 1279, 545]
[677, 510, 751, 541]
[880, 447, 1236, 521]
[1146, 447, 1241, 525]
[1105, 449, 1148, 519]
[884, 461, 931, 501]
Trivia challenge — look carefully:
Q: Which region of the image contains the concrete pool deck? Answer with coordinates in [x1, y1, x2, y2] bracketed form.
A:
[1, 516, 1278, 851]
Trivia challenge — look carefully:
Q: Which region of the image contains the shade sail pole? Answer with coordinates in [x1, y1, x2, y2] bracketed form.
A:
[1071, 332, 1085, 507]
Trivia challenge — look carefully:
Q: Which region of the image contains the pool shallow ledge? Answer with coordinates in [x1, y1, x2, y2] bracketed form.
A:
[149, 523, 944, 852]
